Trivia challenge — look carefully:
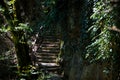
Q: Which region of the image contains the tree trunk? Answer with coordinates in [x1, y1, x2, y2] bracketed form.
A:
[11, 30, 32, 72]
[0, 0, 33, 72]
[15, 42, 32, 71]
[57, 0, 89, 80]
[13, 0, 33, 72]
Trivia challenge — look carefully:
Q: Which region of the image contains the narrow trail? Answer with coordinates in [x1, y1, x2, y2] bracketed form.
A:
[35, 35, 62, 80]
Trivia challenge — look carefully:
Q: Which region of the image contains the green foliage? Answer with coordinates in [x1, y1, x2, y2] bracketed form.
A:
[0, 0, 32, 42]
[30, 0, 59, 36]
[0, 1, 33, 78]
[14, 23, 32, 32]
[86, 0, 114, 62]
[0, 6, 5, 12]
[17, 65, 39, 80]
[37, 73, 50, 80]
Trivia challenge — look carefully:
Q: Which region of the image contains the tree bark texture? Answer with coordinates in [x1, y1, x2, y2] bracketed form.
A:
[11, 30, 32, 72]
[13, 0, 33, 71]
[57, 0, 89, 80]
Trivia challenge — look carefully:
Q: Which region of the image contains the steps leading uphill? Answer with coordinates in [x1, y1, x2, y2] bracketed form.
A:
[36, 36, 61, 74]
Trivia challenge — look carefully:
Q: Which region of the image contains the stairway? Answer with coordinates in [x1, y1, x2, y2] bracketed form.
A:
[36, 36, 60, 73]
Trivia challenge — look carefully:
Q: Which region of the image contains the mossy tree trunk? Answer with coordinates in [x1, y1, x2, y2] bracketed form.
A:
[13, 0, 35, 72]
[11, 30, 32, 72]
[0, 0, 32, 70]
[6, 0, 35, 72]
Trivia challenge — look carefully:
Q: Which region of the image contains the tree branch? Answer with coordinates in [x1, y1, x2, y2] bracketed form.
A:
[108, 26, 120, 33]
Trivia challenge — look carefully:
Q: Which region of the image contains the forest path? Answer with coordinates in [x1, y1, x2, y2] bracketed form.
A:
[35, 35, 62, 79]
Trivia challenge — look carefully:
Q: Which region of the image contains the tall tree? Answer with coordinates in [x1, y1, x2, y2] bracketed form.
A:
[0, 0, 33, 72]
[55, 0, 89, 80]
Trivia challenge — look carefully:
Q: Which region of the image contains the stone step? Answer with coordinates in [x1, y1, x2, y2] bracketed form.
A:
[41, 46, 60, 49]
[37, 57, 57, 60]
[42, 48, 60, 51]
[36, 36, 60, 74]
[37, 55, 57, 59]
[40, 63, 59, 67]
[39, 63, 60, 72]
[41, 67, 61, 72]
[41, 50, 59, 53]
[43, 39, 60, 42]
[37, 53, 58, 56]
[41, 44, 59, 47]
[42, 46, 59, 49]
[42, 41, 60, 44]
[38, 59, 57, 63]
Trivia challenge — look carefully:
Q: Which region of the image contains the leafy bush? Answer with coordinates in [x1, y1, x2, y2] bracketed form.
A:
[86, 0, 114, 62]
